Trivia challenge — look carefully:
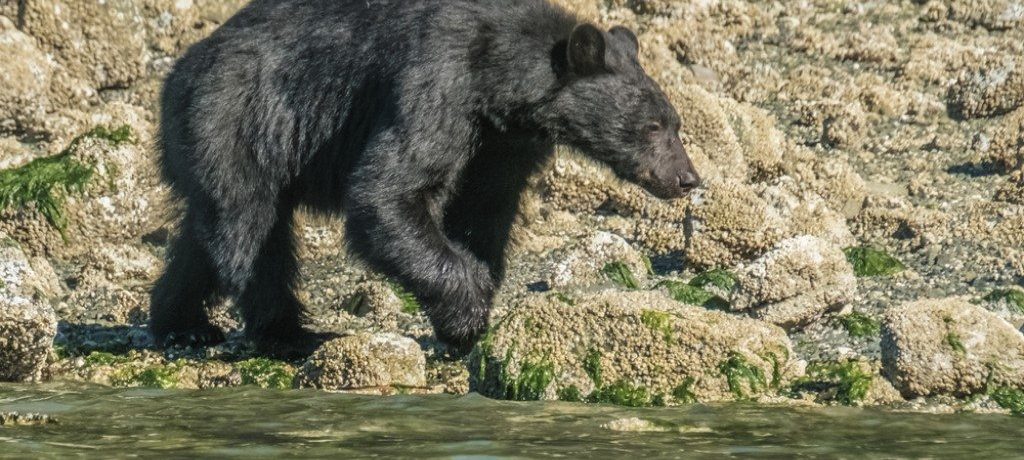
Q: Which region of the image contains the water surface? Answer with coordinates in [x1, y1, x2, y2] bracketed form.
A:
[1, 384, 1020, 458]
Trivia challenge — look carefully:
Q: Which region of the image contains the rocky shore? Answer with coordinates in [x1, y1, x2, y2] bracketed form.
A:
[1, 0, 1022, 415]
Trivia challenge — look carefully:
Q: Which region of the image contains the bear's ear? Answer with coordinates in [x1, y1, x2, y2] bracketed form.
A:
[567, 23, 608, 76]
[609, 26, 639, 56]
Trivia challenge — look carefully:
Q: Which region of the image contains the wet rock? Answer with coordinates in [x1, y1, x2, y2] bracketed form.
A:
[20, 0, 148, 90]
[537, 151, 691, 253]
[338, 280, 405, 330]
[684, 178, 787, 268]
[822, 102, 868, 149]
[948, 0, 1024, 30]
[0, 16, 52, 134]
[1, 115, 167, 257]
[296, 333, 426, 391]
[947, 56, 1024, 119]
[851, 196, 949, 246]
[732, 236, 856, 330]
[881, 298, 1024, 398]
[987, 106, 1024, 172]
[0, 245, 58, 381]
[544, 231, 650, 292]
[471, 291, 799, 405]
[139, 0, 249, 58]
[0, 412, 57, 426]
[0, 243, 63, 302]
[684, 177, 854, 269]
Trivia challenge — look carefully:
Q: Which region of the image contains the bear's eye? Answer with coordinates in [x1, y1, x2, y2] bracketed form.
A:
[645, 122, 662, 133]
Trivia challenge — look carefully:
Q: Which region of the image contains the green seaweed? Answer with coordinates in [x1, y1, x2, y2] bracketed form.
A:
[719, 353, 767, 399]
[583, 349, 603, 386]
[134, 366, 179, 389]
[237, 358, 295, 389]
[0, 125, 134, 237]
[388, 281, 421, 314]
[946, 333, 967, 354]
[589, 380, 651, 407]
[81, 125, 134, 145]
[640, 310, 675, 343]
[110, 363, 179, 389]
[991, 387, 1024, 415]
[640, 255, 654, 275]
[552, 292, 576, 305]
[843, 247, 906, 277]
[557, 385, 584, 402]
[0, 153, 93, 236]
[839, 312, 881, 338]
[983, 289, 1024, 313]
[689, 268, 738, 291]
[602, 261, 640, 290]
[792, 361, 872, 405]
[83, 351, 133, 367]
[504, 358, 554, 401]
[672, 377, 698, 404]
[660, 279, 730, 310]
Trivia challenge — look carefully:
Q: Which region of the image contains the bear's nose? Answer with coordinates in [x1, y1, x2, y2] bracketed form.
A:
[677, 171, 701, 193]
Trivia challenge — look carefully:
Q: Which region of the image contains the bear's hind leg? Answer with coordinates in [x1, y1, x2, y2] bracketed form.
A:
[150, 212, 225, 348]
[235, 201, 329, 359]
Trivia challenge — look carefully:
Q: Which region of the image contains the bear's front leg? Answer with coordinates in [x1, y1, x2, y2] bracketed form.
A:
[344, 129, 496, 354]
[347, 193, 495, 354]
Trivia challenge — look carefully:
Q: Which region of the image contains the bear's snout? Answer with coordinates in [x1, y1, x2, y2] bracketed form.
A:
[639, 152, 701, 200]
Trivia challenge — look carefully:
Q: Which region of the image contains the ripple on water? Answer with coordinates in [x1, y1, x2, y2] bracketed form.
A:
[0, 384, 1022, 457]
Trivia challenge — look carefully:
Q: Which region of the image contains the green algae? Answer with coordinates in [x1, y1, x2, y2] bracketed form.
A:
[671, 377, 699, 404]
[640, 255, 654, 275]
[659, 269, 735, 310]
[689, 269, 738, 291]
[640, 310, 674, 343]
[602, 261, 640, 290]
[551, 292, 576, 305]
[839, 312, 881, 338]
[132, 367, 179, 389]
[388, 281, 421, 314]
[719, 353, 767, 399]
[0, 153, 93, 236]
[109, 364, 180, 389]
[589, 380, 651, 407]
[983, 288, 1024, 313]
[504, 357, 554, 401]
[792, 361, 872, 405]
[557, 385, 584, 402]
[0, 125, 134, 237]
[991, 387, 1024, 415]
[583, 349, 603, 386]
[843, 247, 906, 277]
[946, 333, 967, 354]
[84, 351, 134, 367]
[237, 358, 295, 390]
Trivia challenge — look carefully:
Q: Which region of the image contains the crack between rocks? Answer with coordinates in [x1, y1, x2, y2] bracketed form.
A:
[16, 0, 26, 30]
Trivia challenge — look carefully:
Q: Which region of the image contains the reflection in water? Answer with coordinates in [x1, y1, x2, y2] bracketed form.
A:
[0, 384, 1020, 457]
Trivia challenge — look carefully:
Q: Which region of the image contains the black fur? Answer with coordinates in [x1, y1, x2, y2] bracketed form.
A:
[151, 0, 700, 358]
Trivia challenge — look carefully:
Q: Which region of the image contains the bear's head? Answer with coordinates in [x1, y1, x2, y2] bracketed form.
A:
[544, 24, 700, 199]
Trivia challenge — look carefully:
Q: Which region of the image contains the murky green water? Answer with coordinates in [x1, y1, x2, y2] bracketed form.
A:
[1, 384, 1021, 458]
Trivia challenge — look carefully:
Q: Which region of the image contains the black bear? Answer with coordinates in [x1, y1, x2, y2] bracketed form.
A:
[151, 0, 701, 358]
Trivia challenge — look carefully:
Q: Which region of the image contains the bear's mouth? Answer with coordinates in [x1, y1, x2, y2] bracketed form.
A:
[635, 169, 700, 200]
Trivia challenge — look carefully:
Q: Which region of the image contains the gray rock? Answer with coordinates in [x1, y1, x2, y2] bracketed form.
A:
[0, 299, 57, 382]
[732, 235, 857, 330]
[296, 333, 426, 390]
[882, 297, 1024, 398]
[471, 290, 800, 404]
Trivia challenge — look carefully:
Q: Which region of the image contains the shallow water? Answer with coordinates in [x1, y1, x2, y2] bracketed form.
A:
[1, 384, 1021, 458]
